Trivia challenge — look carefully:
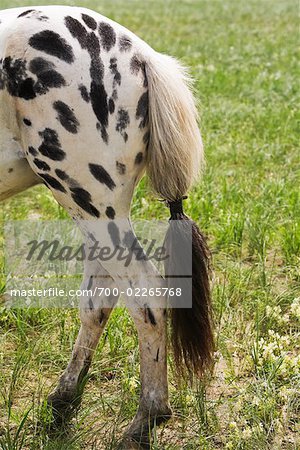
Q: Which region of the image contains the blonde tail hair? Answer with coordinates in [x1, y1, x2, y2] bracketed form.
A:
[145, 53, 203, 201]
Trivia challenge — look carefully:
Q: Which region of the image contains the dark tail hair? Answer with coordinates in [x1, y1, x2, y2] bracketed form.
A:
[145, 51, 214, 377]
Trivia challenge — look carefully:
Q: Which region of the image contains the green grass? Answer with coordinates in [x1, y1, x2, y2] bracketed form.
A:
[0, 0, 299, 448]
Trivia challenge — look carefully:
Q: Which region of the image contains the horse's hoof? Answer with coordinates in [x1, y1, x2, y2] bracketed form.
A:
[47, 390, 79, 425]
[118, 406, 172, 449]
[117, 435, 150, 450]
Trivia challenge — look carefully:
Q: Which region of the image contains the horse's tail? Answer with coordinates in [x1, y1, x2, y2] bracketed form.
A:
[144, 52, 214, 377]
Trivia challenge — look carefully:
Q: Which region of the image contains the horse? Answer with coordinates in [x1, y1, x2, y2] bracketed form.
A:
[0, 5, 214, 448]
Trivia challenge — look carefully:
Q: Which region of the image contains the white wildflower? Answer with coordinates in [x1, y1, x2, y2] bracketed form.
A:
[242, 427, 252, 439]
[290, 297, 300, 319]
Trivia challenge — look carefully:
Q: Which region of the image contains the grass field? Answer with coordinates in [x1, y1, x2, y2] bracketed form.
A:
[0, 0, 299, 448]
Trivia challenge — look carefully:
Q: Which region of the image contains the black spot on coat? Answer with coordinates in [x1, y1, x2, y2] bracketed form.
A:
[105, 206, 115, 220]
[90, 82, 108, 131]
[135, 152, 144, 164]
[2, 57, 36, 99]
[65, 16, 108, 135]
[79, 84, 90, 102]
[18, 9, 35, 18]
[116, 108, 129, 142]
[89, 163, 116, 191]
[65, 16, 109, 132]
[119, 35, 132, 52]
[136, 92, 149, 128]
[35, 12, 49, 22]
[29, 57, 66, 93]
[116, 108, 129, 131]
[96, 122, 109, 144]
[38, 128, 66, 161]
[70, 187, 100, 218]
[81, 13, 97, 30]
[108, 222, 121, 247]
[53, 100, 79, 134]
[130, 55, 148, 88]
[29, 30, 74, 64]
[33, 158, 50, 171]
[18, 78, 36, 99]
[29, 57, 53, 75]
[109, 57, 121, 87]
[116, 161, 126, 175]
[55, 169, 69, 181]
[108, 98, 115, 114]
[89, 55, 103, 84]
[38, 173, 66, 192]
[18, 9, 48, 21]
[28, 146, 38, 156]
[65, 16, 90, 50]
[38, 71, 65, 90]
[65, 17, 102, 73]
[98, 22, 116, 51]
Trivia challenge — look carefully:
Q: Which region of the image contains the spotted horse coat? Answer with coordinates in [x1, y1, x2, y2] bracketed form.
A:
[0, 5, 214, 449]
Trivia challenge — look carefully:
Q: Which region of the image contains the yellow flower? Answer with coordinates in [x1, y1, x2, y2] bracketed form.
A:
[128, 377, 138, 392]
[185, 394, 194, 404]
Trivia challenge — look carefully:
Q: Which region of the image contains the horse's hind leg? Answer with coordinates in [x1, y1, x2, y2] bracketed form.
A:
[121, 304, 171, 448]
[48, 258, 119, 420]
[80, 219, 172, 448]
